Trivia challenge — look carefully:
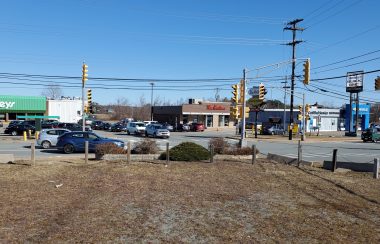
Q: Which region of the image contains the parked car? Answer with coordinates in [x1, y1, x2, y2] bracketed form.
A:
[57, 123, 92, 132]
[161, 122, 174, 132]
[126, 122, 146, 135]
[0, 121, 3, 127]
[91, 120, 105, 130]
[143, 121, 158, 126]
[103, 122, 111, 130]
[4, 124, 36, 136]
[56, 131, 124, 154]
[262, 125, 285, 135]
[110, 123, 126, 132]
[361, 128, 373, 142]
[8, 120, 23, 127]
[37, 129, 70, 149]
[178, 123, 190, 132]
[145, 124, 170, 138]
[190, 122, 205, 132]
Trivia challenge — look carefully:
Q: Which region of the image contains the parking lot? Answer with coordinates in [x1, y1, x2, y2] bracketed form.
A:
[0, 124, 237, 159]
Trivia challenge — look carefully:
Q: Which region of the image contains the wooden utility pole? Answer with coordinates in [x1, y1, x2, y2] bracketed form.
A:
[284, 19, 304, 140]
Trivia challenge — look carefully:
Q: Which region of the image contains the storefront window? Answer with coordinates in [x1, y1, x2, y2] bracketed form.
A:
[206, 115, 213, 127]
[224, 115, 230, 126]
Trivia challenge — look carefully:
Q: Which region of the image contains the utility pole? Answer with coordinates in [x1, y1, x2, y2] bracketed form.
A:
[82, 63, 88, 132]
[150, 82, 154, 121]
[240, 69, 247, 147]
[284, 19, 304, 140]
[282, 77, 289, 133]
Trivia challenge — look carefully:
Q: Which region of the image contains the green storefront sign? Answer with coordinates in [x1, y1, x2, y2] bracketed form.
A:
[0, 95, 46, 113]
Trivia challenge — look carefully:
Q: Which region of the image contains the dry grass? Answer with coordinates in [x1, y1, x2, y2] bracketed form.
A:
[0, 159, 379, 242]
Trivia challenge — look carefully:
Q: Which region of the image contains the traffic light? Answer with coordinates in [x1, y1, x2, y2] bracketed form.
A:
[258, 83, 267, 101]
[82, 63, 88, 86]
[238, 106, 250, 119]
[305, 104, 310, 114]
[87, 89, 92, 114]
[375, 77, 380, 90]
[84, 104, 88, 114]
[298, 105, 303, 114]
[231, 84, 239, 104]
[303, 59, 310, 85]
[297, 114, 303, 121]
[239, 79, 245, 103]
[230, 106, 239, 119]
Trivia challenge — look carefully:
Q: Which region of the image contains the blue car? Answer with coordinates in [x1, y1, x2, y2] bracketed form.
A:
[56, 131, 124, 154]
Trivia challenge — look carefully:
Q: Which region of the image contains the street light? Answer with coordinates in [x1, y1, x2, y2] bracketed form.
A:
[150, 82, 154, 121]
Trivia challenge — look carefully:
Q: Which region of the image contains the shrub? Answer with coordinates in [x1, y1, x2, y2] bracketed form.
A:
[224, 147, 255, 155]
[208, 137, 229, 154]
[159, 142, 210, 161]
[132, 138, 159, 154]
[95, 143, 126, 155]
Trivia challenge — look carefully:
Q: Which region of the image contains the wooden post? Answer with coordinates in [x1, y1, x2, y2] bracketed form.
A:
[209, 145, 214, 163]
[127, 141, 131, 163]
[297, 140, 302, 167]
[374, 158, 379, 179]
[31, 142, 35, 165]
[332, 149, 338, 172]
[252, 144, 256, 164]
[166, 142, 169, 164]
[84, 141, 89, 164]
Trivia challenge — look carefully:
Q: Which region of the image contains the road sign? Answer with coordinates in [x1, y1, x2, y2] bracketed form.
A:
[248, 86, 259, 96]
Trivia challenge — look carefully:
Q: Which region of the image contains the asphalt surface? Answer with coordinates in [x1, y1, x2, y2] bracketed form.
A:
[0, 128, 379, 164]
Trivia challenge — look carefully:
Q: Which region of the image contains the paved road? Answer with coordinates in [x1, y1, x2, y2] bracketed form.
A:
[0, 129, 379, 164]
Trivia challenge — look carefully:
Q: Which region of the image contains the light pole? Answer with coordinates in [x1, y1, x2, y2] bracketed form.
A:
[150, 82, 154, 121]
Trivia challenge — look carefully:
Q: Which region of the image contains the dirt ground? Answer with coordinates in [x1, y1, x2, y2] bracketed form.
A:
[0, 158, 379, 243]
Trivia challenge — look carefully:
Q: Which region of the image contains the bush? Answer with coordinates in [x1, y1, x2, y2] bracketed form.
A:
[224, 147, 255, 155]
[95, 143, 126, 155]
[132, 139, 159, 154]
[208, 137, 229, 154]
[159, 142, 210, 161]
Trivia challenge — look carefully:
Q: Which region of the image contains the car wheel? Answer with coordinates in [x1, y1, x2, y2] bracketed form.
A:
[11, 131, 17, 136]
[41, 141, 51, 149]
[63, 144, 75, 154]
[271, 132, 274, 135]
[127, 130, 130, 135]
[145, 132, 148, 137]
[153, 132, 157, 138]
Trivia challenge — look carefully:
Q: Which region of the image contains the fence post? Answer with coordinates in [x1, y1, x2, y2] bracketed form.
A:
[252, 144, 256, 164]
[332, 149, 338, 172]
[85, 141, 89, 164]
[127, 141, 131, 163]
[297, 140, 302, 167]
[374, 158, 379, 179]
[166, 142, 170, 164]
[209, 145, 214, 163]
[31, 142, 35, 165]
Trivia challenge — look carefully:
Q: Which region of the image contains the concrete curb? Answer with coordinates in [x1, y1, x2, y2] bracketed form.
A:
[267, 153, 322, 167]
[0, 154, 14, 164]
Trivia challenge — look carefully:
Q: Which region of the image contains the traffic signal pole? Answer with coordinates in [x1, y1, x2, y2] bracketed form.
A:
[240, 69, 247, 147]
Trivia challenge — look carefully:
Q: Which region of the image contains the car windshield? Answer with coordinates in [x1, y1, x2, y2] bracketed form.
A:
[135, 123, 145, 127]
[154, 125, 163, 129]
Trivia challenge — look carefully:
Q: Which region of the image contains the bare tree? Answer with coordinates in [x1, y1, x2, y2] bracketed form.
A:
[111, 97, 130, 120]
[41, 84, 63, 99]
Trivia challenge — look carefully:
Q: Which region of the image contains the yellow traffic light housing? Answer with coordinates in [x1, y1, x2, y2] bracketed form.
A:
[258, 83, 266, 101]
[297, 114, 303, 121]
[230, 106, 239, 119]
[305, 104, 310, 114]
[239, 79, 245, 103]
[375, 77, 380, 91]
[231, 84, 239, 104]
[82, 63, 88, 86]
[298, 105, 303, 114]
[303, 59, 310, 85]
[87, 89, 92, 114]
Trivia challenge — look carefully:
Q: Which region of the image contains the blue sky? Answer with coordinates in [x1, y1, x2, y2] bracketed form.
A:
[0, 0, 379, 107]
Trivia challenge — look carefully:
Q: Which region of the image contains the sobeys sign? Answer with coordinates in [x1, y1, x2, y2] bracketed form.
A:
[0, 95, 46, 112]
[0, 101, 15, 109]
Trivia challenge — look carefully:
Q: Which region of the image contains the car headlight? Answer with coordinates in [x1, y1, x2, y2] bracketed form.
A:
[113, 141, 123, 147]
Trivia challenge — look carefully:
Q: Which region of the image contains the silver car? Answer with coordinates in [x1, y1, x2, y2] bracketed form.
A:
[37, 129, 70, 149]
[145, 124, 170, 138]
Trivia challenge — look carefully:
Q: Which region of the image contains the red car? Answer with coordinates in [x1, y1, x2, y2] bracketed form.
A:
[190, 123, 205, 132]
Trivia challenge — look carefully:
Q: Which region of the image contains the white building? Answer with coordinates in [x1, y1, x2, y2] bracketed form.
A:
[46, 99, 83, 123]
[307, 107, 340, 132]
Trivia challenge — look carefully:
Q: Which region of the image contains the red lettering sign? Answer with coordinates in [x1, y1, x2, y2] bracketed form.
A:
[207, 105, 225, 110]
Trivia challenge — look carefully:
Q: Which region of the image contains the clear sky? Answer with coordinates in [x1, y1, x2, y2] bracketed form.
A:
[0, 0, 379, 107]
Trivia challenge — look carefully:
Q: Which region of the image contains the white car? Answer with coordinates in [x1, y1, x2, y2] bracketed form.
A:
[37, 129, 70, 149]
[126, 122, 146, 135]
[143, 120, 158, 126]
[145, 124, 170, 138]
